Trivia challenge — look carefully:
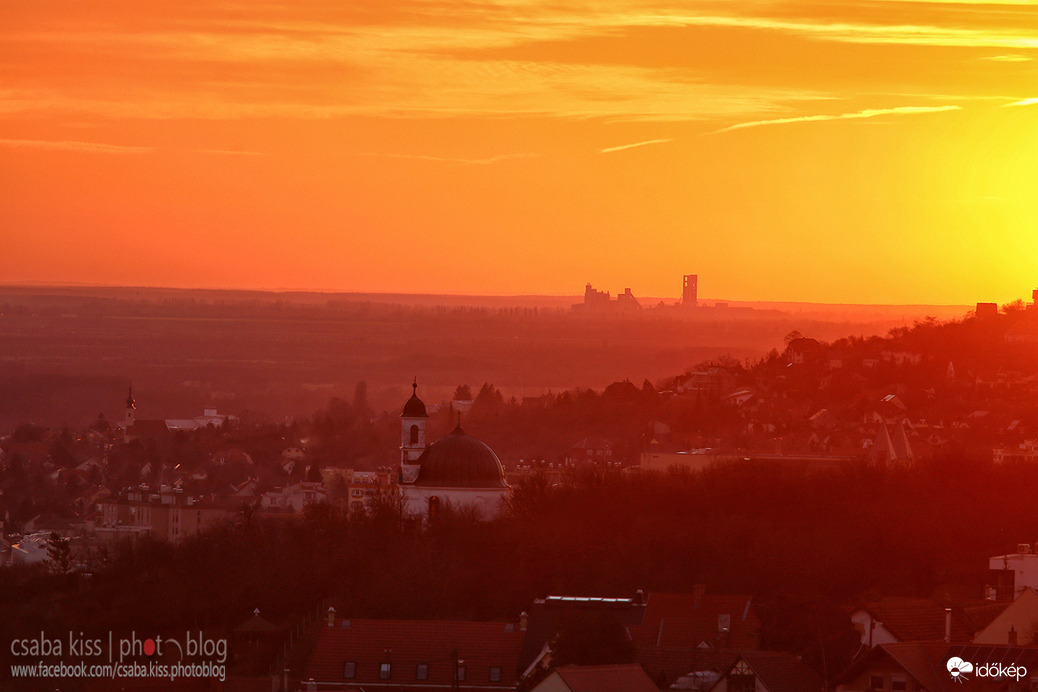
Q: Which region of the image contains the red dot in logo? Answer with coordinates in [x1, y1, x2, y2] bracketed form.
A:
[144, 639, 156, 656]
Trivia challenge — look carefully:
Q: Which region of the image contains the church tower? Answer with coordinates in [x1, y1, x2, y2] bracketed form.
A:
[125, 386, 136, 428]
[400, 378, 428, 483]
[124, 386, 136, 442]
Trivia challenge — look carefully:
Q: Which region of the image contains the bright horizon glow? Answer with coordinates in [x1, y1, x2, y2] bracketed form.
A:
[2, 0, 1037, 305]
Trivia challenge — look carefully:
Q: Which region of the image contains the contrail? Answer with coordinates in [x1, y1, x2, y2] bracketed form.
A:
[600, 138, 673, 154]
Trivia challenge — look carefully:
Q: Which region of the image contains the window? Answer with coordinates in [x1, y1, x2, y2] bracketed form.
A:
[379, 663, 392, 680]
[416, 664, 429, 681]
[869, 675, 884, 690]
[729, 660, 754, 692]
[343, 662, 356, 679]
[410, 424, 420, 445]
[455, 665, 467, 681]
[489, 666, 502, 682]
[890, 675, 907, 691]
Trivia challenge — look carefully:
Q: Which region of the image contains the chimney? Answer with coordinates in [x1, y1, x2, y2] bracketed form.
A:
[1009, 626, 1018, 646]
[326, 606, 336, 627]
[519, 612, 528, 632]
[944, 608, 952, 643]
[634, 589, 646, 605]
[693, 584, 706, 607]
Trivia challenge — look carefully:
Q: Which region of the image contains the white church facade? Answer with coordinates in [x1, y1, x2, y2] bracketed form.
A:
[398, 380, 510, 520]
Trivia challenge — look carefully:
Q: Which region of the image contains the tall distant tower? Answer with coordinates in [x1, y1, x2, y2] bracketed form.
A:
[125, 386, 136, 430]
[400, 378, 428, 483]
[682, 274, 698, 307]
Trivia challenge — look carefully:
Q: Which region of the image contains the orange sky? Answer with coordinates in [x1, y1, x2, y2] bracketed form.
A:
[2, 0, 1037, 304]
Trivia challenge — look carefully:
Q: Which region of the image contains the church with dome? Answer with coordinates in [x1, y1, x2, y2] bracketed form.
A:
[397, 380, 510, 520]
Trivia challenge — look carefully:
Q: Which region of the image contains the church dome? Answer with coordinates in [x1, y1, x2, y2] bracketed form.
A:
[414, 426, 508, 489]
[401, 381, 428, 418]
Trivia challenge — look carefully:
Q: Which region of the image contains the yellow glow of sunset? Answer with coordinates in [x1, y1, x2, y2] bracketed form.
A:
[2, 0, 1037, 303]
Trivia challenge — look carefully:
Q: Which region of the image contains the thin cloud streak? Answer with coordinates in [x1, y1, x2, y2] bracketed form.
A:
[197, 148, 264, 155]
[1005, 97, 1038, 107]
[0, 138, 155, 154]
[984, 54, 1032, 62]
[710, 105, 961, 134]
[600, 138, 672, 153]
[360, 151, 538, 165]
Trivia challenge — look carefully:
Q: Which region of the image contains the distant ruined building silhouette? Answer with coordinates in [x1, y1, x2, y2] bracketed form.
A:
[575, 283, 642, 311]
[682, 274, 698, 308]
[573, 273, 710, 312]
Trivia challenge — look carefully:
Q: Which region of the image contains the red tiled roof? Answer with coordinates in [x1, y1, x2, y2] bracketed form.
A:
[723, 651, 825, 692]
[837, 641, 1037, 692]
[854, 598, 976, 642]
[303, 619, 524, 689]
[629, 592, 760, 649]
[127, 420, 171, 440]
[548, 664, 658, 692]
[637, 646, 739, 687]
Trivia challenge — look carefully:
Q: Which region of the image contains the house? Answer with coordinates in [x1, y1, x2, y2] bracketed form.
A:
[836, 642, 1038, 691]
[724, 390, 757, 408]
[706, 651, 825, 692]
[993, 441, 1038, 464]
[836, 641, 950, 691]
[628, 587, 761, 650]
[9, 532, 52, 566]
[529, 664, 658, 692]
[849, 597, 978, 647]
[259, 482, 328, 513]
[871, 422, 914, 464]
[566, 437, 614, 465]
[518, 593, 648, 677]
[303, 616, 525, 690]
[988, 544, 1038, 600]
[973, 589, 1038, 645]
[165, 406, 238, 431]
[676, 369, 736, 400]
[809, 409, 838, 431]
[97, 493, 233, 543]
[788, 337, 824, 366]
[640, 647, 739, 690]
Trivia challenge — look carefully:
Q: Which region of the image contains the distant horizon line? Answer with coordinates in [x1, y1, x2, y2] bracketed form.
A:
[0, 281, 977, 310]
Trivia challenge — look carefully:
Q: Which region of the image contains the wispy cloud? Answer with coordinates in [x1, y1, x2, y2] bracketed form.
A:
[0, 138, 155, 154]
[600, 138, 672, 153]
[0, 0, 1031, 126]
[710, 105, 961, 134]
[360, 151, 538, 165]
[1005, 97, 1038, 107]
[984, 54, 1032, 62]
[196, 148, 263, 155]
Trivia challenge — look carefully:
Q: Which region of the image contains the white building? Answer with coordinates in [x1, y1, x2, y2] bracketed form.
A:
[989, 544, 1038, 600]
[165, 406, 238, 431]
[397, 381, 509, 520]
[9, 532, 53, 566]
[993, 440, 1038, 464]
[259, 482, 328, 513]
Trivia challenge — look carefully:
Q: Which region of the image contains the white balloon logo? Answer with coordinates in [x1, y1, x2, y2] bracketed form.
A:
[947, 657, 973, 682]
